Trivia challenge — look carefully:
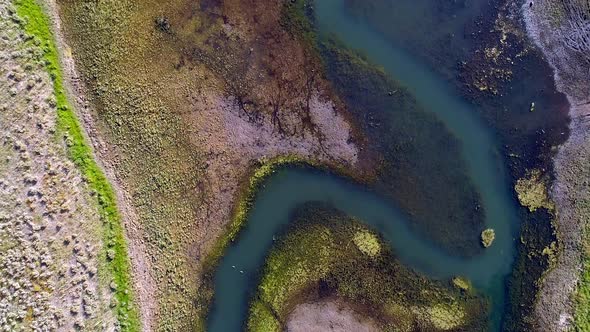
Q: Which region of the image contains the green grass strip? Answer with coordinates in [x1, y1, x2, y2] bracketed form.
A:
[13, 1, 140, 330]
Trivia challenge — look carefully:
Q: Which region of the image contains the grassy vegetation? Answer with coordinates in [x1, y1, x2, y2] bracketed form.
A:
[55, 1, 216, 329]
[55, 0, 358, 329]
[576, 239, 590, 331]
[247, 203, 489, 331]
[47, 1, 576, 331]
[573, 166, 590, 330]
[13, 0, 139, 330]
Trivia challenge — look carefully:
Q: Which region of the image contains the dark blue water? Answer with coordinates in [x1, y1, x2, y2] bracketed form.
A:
[207, 1, 520, 331]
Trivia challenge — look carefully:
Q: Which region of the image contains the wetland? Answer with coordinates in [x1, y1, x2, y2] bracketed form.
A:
[207, 0, 570, 331]
[13, 0, 582, 331]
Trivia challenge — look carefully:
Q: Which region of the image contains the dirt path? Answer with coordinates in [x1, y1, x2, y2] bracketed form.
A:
[40, 0, 159, 329]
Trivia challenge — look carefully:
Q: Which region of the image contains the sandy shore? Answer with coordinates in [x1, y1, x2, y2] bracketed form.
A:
[522, 1, 590, 330]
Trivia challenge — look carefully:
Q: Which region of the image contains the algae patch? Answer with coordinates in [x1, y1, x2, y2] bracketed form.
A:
[452, 277, 472, 292]
[353, 229, 381, 257]
[425, 302, 466, 330]
[515, 169, 554, 212]
[481, 228, 496, 248]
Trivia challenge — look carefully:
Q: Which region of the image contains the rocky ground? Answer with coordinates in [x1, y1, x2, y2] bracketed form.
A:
[0, 1, 116, 331]
[523, 0, 590, 330]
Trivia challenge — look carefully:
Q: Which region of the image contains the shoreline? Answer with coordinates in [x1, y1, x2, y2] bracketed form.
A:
[522, 0, 590, 330]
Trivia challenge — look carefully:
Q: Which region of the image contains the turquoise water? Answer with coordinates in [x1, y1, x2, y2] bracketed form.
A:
[207, 0, 520, 331]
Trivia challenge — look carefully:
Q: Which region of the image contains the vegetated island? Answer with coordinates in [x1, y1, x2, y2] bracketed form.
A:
[247, 203, 488, 332]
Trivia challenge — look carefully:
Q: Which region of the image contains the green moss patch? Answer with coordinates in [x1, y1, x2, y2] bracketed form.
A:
[353, 229, 381, 257]
[247, 203, 489, 331]
[514, 169, 554, 213]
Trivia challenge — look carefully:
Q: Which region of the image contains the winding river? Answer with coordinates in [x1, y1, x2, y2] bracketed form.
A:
[208, 1, 520, 331]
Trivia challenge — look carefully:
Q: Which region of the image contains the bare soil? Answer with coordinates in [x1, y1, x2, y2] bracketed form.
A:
[286, 300, 379, 332]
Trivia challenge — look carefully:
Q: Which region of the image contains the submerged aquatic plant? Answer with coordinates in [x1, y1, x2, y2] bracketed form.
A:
[352, 229, 381, 257]
[514, 169, 554, 212]
[481, 229, 496, 248]
[452, 276, 472, 291]
[426, 302, 466, 330]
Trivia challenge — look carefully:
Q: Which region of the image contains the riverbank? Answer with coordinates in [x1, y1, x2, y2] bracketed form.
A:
[523, 0, 590, 330]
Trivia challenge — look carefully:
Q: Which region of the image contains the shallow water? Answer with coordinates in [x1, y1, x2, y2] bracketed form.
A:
[207, 0, 522, 331]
